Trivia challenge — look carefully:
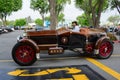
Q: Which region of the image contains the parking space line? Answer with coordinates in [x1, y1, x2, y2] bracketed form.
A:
[86, 58, 120, 80]
[0, 57, 81, 62]
[39, 57, 81, 61]
[0, 54, 120, 62]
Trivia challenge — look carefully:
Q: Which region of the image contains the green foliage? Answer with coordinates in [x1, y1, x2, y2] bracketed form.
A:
[0, 21, 2, 26]
[5, 20, 10, 26]
[56, 0, 71, 16]
[58, 13, 65, 22]
[77, 14, 89, 26]
[30, 0, 49, 26]
[35, 18, 43, 26]
[13, 0, 22, 11]
[0, 0, 13, 14]
[7, 20, 15, 26]
[108, 15, 120, 25]
[0, 0, 22, 26]
[14, 19, 26, 27]
[30, 0, 48, 13]
[45, 16, 50, 21]
[75, 0, 109, 27]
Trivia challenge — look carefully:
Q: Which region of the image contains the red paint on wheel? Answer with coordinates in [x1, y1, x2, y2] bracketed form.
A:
[99, 41, 112, 57]
[15, 45, 35, 63]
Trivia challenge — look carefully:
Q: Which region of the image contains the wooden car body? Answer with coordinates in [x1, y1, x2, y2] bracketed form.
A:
[12, 28, 113, 66]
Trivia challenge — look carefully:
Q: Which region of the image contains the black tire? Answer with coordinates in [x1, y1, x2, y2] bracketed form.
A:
[97, 39, 113, 59]
[12, 42, 37, 66]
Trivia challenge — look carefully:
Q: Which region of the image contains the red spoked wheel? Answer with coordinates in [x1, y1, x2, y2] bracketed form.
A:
[12, 42, 37, 66]
[97, 39, 113, 59]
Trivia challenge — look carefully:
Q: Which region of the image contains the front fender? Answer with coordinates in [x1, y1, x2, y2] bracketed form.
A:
[95, 36, 110, 49]
[19, 38, 40, 53]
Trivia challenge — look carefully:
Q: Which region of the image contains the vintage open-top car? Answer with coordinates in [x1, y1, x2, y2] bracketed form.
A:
[12, 27, 113, 66]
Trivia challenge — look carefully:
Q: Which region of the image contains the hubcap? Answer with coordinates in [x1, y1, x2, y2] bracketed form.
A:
[15, 45, 35, 63]
[99, 41, 112, 57]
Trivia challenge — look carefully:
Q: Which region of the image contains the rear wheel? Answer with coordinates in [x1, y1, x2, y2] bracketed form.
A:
[12, 42, 37, 66]
[97, 39, 113, 59]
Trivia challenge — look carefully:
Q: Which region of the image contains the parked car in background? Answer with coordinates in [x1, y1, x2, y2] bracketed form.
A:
[1, 27, 8, 33]
[0, 26, 14, 34]
[35, 25, 44, 31]
[21, 26, 26, 30]
[0, 28, 2, 34]
[5, 26, 15, 32]
[14, 26, 20, 30]
[20, 26, 33, 30]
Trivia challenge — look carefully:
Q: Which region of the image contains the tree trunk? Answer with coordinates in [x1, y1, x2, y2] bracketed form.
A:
[91, 10, 96, 28]
[40, 13, 45, 26]
[0, 17, 4, 26]
[48, 0, 57, 30]
[0, 14, 5, 26]
[89, 0, 103, 28]
[95, 0, 104, 28]
[4, 15, 7, 26]
[89, 0, 96, 28]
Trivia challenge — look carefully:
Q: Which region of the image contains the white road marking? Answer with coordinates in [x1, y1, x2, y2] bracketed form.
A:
[0, 54, 120, 62]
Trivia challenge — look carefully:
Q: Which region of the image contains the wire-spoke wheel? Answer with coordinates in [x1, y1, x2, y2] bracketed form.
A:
[12, 42, 37, 66]
[97, 39, 113, 59]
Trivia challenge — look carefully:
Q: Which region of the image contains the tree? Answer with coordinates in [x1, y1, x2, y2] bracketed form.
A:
[0, 0, 13, 26]
[0, 0, 22, 26]
[14, 19, 26, 27]
[30, 0, 49, 26]
[110, 0, 120, 14]
[58, 13, 65, 24]
[107, 15, 120, 25]
[0, 21, 2, 26]
[35, 18, 43, 26]
[13, 0, 22, 11]
[48, 0, 57, 30]
[48, 0, 71, 30]
[7, 20, 15, 26]
[45, 16, 50, 21]
[77, 13, 89, 27]
[75, 0, 109, 28]
[26, 16, 33, 24]
[56, 0, 71, 17]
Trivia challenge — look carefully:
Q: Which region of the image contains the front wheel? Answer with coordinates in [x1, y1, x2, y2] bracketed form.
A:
[12, 42, 37, 66]
[97, 39, 113, 59]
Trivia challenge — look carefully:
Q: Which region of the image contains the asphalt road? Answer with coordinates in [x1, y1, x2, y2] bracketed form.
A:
[0, 30, 120, 80]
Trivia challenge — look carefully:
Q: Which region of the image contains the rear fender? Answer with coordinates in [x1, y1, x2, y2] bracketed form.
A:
[19, 39, 40, 53]
[94, 36, 110, 55]
[95, 36, 110, 49]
